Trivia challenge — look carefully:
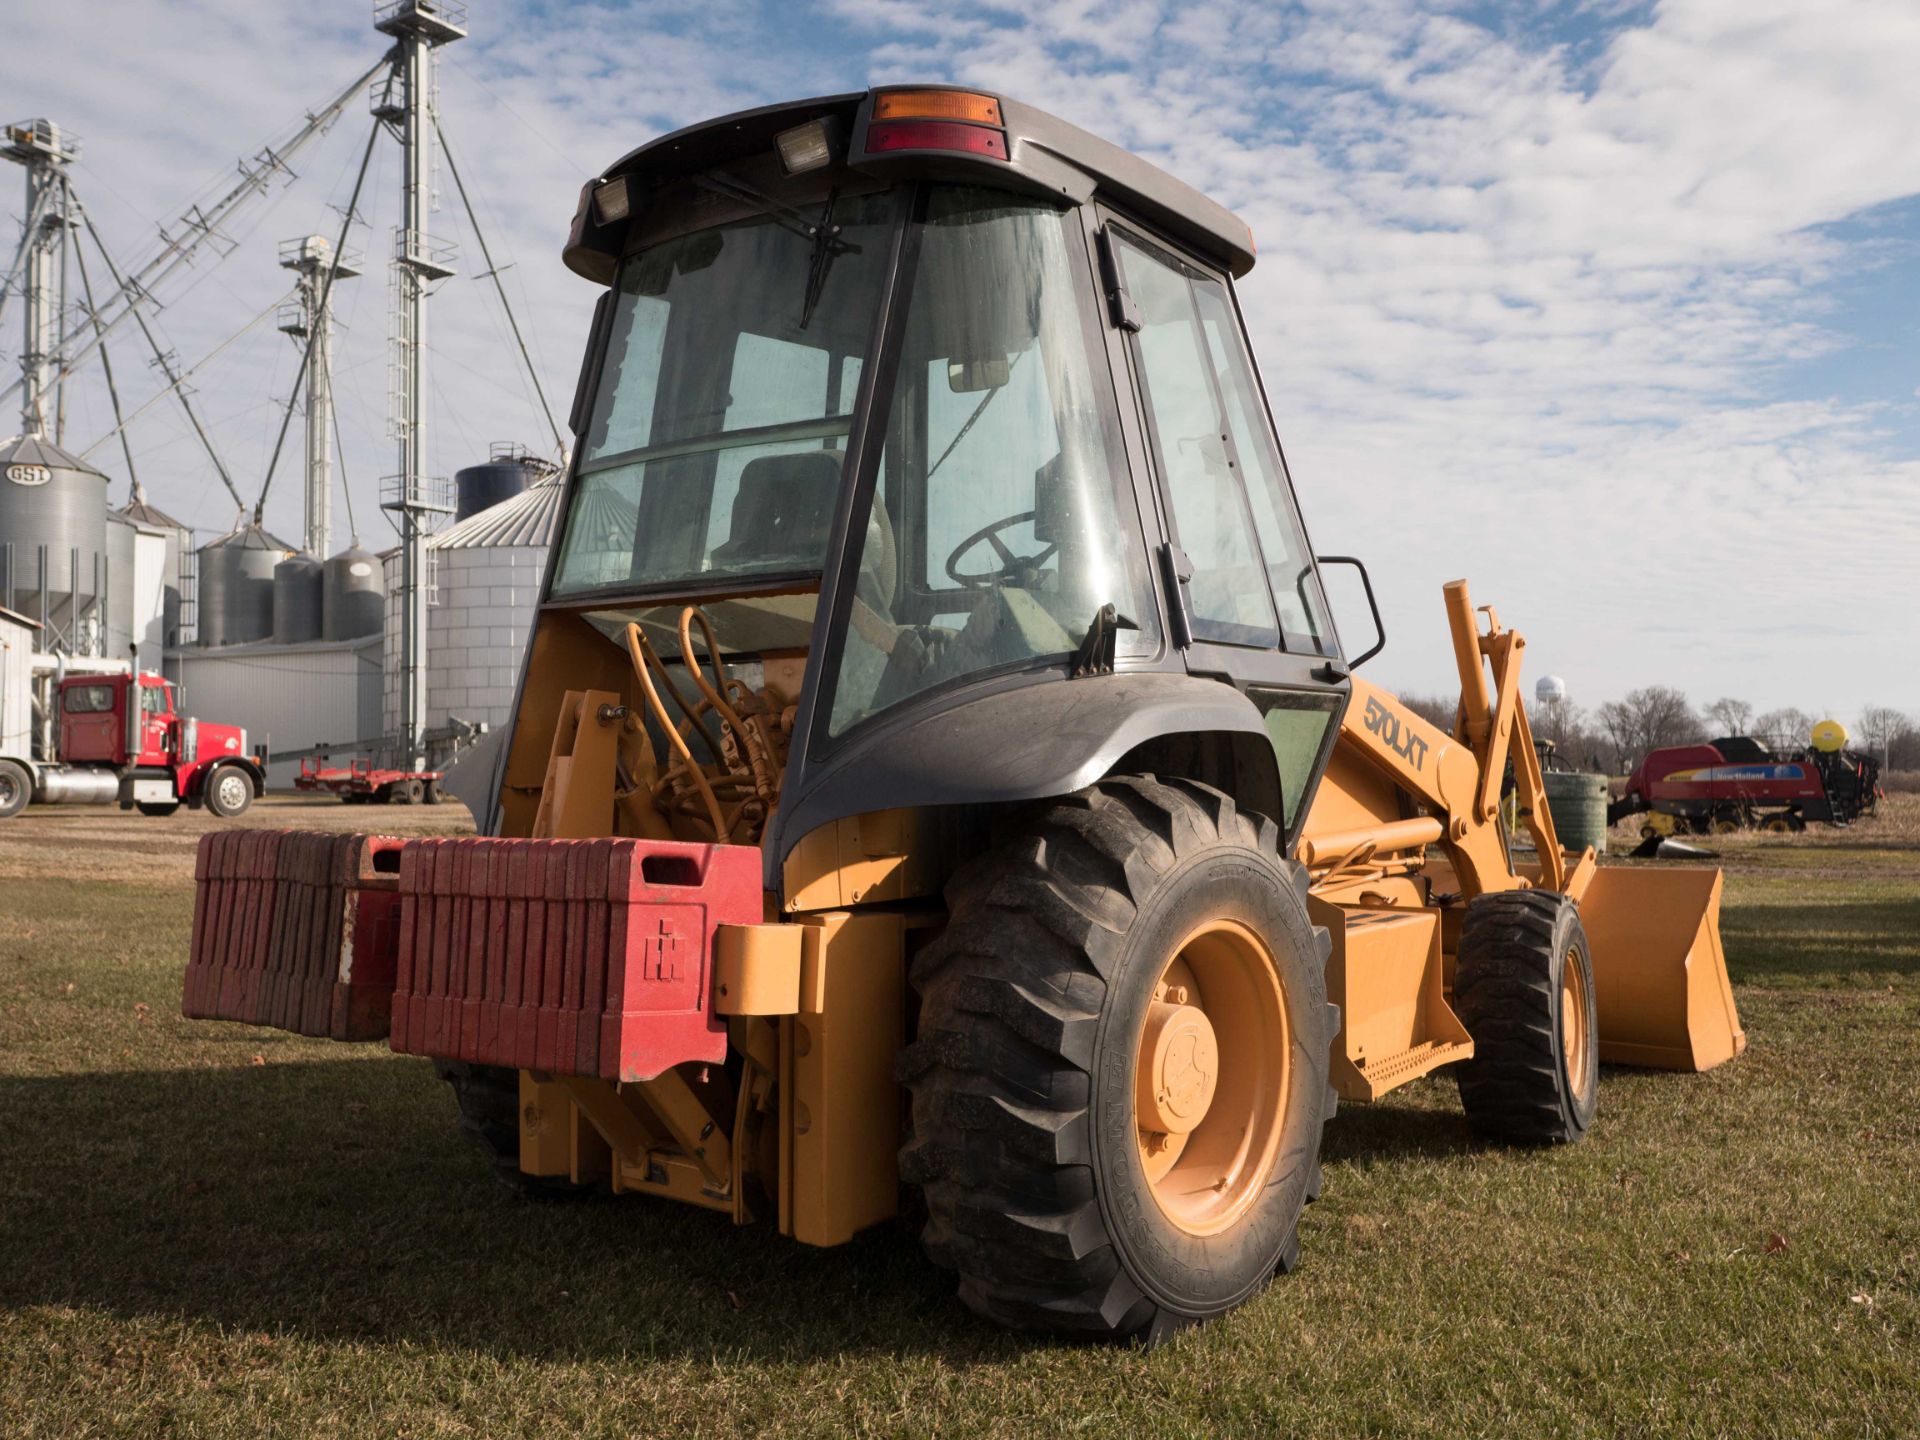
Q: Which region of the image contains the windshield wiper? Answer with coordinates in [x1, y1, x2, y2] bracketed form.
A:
[692, 170, 857, 327]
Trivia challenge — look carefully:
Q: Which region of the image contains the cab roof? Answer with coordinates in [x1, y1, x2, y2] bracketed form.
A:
[564, 86, 1256, 285]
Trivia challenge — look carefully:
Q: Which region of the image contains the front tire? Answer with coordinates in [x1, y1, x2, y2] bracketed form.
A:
[1453, 889, 1597, 1145]
[205, 764, 253, 818]
[434, 1060, 587, 1200]
[899, 776, 1337, 1341]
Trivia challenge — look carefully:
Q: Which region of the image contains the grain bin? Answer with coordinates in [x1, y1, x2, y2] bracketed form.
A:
[0, 434, 108, 628]
[272, 551, 324, 643]
[196, 522, 291, 647]
[323, 545, 384, 641]
[454, 446, 555, 522]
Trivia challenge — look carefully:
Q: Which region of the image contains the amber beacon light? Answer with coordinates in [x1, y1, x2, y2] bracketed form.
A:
[865, 89, 1008, 160]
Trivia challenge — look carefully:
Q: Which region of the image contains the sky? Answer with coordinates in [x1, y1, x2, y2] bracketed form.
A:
[6, 0, 1918, 721]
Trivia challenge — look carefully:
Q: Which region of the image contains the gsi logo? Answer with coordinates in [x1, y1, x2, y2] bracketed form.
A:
[6, 464, 52, 487]
[1363, 693, 1429, 772]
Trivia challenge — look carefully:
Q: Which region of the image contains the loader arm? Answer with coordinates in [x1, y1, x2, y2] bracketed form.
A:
[1300, 579, 1573, 901]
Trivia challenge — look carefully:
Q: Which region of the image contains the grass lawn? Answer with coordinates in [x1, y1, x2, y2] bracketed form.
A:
[2, 794, 1916, 1438]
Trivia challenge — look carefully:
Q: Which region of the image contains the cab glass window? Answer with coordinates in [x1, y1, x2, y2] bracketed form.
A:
[141, 683, 170, 715]
[1114, 233, 1278, 646]
[553, 190, 900, 596]
[64, 685, 113, 714]
[822, 187, 1157, 738]
[1190, 282, 1333, 653]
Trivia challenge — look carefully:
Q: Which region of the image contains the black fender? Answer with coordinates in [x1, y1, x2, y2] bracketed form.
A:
[195, 755, 266, 800]
[769, 669, 1275, 887]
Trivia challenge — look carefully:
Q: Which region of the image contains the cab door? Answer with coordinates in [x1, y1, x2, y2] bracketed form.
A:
[137, 681, 174, 766]
[1094, 214, 1348, 835]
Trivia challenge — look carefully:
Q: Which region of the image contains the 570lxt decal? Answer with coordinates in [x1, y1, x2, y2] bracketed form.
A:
[1363, 693, 1429, 771]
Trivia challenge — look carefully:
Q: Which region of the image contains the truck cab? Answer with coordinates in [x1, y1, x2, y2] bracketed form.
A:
[31, 670, 261, 818]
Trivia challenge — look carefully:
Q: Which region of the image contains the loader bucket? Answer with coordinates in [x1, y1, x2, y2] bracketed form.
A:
[1578, 866, 1746, 1072]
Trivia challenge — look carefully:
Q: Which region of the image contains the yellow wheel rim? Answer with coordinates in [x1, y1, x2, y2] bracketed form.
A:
[1134, 918, 1291, 1237]
[1561, 945, 1594, 1105]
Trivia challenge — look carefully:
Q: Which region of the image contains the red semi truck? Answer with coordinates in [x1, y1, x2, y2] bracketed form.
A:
[0, 670, 263, 821]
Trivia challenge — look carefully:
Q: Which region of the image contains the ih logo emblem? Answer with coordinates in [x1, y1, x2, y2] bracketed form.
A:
[640, 915, 684, 981]
[1363, 694, 1429, 772]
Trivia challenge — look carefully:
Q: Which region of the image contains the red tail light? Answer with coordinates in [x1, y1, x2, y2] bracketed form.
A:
[865, 119, 1008, 161]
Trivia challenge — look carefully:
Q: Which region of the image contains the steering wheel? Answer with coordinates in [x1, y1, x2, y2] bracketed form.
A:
[945, 510, 1059, 590]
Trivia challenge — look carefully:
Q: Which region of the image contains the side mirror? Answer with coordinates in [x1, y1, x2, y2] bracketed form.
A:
[1315, 555, 1385, 669]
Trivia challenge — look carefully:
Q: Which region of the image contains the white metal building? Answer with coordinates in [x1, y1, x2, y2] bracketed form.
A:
[174, 633, 383, 787]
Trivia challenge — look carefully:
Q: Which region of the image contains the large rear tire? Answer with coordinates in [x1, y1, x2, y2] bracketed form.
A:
[899, 775, 1337, 1342]
[434, 1060, 588, 1200]
[1453, 889, 1597, 1145]
[0, 760, 31, 819]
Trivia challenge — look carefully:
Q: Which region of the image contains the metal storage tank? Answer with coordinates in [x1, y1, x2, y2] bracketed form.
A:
[0, 434, 108, 632]
[117, 494, 191, 651]
[323, 545, 384, 641]
[102, 512, 137, 658]
[382, 472, 577, 769]
[272, 551, 324, 644]
[454, 446, 555, 522]
[197, 522, 291, 647]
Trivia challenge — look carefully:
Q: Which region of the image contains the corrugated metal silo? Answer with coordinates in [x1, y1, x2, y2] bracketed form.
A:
[272, 551, 324, 644]
[0, 434, 109, 629]
[103, 512, 137, 658]
[323, 545, 384, 640]
[197, 522, 290, 647]
[117, 494, 192, 651]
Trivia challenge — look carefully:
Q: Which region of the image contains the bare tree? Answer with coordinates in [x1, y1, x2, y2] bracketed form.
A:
[1858, 706, 1910, 769]
[1704, 696, 1754, 736]
[1754, 707, 1814, 752]
[1598, 686, 1701, 769]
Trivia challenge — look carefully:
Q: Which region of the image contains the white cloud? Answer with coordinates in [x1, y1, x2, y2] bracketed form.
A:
[6, 0, 1918, 719]
[826, 0, 1920, 712]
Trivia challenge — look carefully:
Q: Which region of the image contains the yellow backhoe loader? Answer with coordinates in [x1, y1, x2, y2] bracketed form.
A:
[182, 85, 1743, 1342]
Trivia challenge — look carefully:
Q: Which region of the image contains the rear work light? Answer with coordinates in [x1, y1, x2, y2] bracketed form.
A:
[872, 89, 1002, 126]
[865, 120, 1008, 161]
[775, 118, 838, 175]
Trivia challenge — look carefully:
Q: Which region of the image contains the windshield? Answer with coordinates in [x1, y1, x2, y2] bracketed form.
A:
[551, 188, 901, 595]
[823, 187, 1158, 737]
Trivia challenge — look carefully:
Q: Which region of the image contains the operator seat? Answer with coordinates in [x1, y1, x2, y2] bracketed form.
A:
[711, 451, 840, 573]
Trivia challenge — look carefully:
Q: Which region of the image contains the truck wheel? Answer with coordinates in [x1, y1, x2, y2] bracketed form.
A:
[136, 801, 182, 817]
[434, 1060, 587, 1200]
[422, 778, 442, 806]
[0, 760, 30, 819]
[899, 775, 1337, 1342]
[1453, 889, 1596, 1145]
[205, 764, 254, 819]
[397, 779, 424, 806]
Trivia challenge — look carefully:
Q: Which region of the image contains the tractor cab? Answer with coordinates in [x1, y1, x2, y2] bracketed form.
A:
[509, 86, 1352, 872]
